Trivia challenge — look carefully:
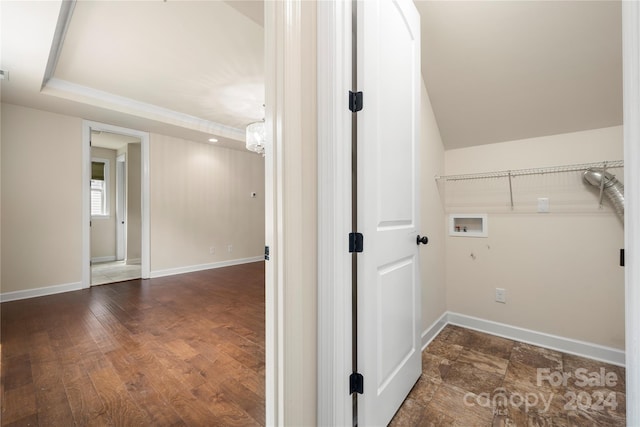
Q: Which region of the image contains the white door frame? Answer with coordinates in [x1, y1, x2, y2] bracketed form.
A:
[265, 0, 319, 424]
[623, 1, 640, 424]
[115, 153, 126, 261]
[317, 0, 354, 425]
[264, 0, 279, 422]
[82, 120, 150, 287]
[316, 0, 640, 424]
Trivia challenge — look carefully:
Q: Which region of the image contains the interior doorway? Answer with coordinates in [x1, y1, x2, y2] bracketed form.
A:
[82, 121, 150, 289]
[89, 130, 142, 285]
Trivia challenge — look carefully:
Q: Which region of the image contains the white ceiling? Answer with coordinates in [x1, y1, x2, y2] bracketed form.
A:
[416, 0, 622, 149]
[1, 0, 264, 151]
[0, 1, 622, 151]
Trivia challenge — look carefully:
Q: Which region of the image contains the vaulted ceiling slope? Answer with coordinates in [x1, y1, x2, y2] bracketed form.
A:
[415, 0, 622, 150]
[1, 0, 264, 150]
[1, 1, 621, 151]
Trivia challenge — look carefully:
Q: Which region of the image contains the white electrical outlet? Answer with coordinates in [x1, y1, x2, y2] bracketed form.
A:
[537, 197, 550, 213]
[210, 246, 215, 254]
[228, 245, 233, 253]
[495, 288, 506, 303]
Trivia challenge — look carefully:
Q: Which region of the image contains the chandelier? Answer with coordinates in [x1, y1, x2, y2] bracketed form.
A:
[245, 121, 265, 155]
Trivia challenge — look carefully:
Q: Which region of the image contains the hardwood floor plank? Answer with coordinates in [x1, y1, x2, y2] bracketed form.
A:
[85, 363, 150, 426]
[80, 312, 121, 354]
[95, 315, 142, 354]
[213, 324, 264, 351]
[169, 318, 228, 357]
[59, 316, 104, 366]
[2, 354, 33, 392]
[0, 320, 30, 360]
[131, 354, 223, 426]
[1, 262, 266, 426]
[137, 334, 207, 391]
[217, 322, 263, 348]
[135, 306, 195, 339]
[60, 362, 111, 426]
[2, 413, 39, 427]
[164, 339, 200, 360]
[191, 382, 261, 427]
[217, 340, 264, 373]
[1, 384, 38, 426]
[187, 349, 264, 399]
[30, 360, 75, 427]
[27, 332, 57, 364]
[185, 354, 225, 384]
[220, 377, 266, 425]
[105, 347, 186, 426]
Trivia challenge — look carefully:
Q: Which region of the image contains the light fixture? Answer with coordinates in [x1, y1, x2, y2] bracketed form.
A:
[245, 120, 265, 155]
[208, 137, 218, 143]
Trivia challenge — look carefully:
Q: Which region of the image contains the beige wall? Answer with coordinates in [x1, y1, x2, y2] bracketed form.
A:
[149, 134, 265, 273]
[444, 126, 625, 349]
[127, 143, 142, 262]
[1, 103, 265, 295]
[419, 79, 447, 333]
[90, 146, 117, 260]
[1, 103, 83, 293]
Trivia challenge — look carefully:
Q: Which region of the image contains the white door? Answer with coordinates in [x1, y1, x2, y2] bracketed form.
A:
[356, 0, 421, 425]
[116, 154, 126, 261]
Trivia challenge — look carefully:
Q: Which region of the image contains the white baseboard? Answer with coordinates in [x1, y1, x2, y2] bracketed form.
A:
[126, 258, 141, 265]
[150, 256, 264, 279]
[421, 311, 449, 351]
[421, 312, 625, 367]
[1, 257, 264, 302]
[91, 255, 116, 263]
[447, 312, 625, 367]
[0, 281, 84, 303]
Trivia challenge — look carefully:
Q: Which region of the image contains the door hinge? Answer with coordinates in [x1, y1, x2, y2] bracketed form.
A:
[349, 232, 363, 253]
[264, 245, 270, 261]
[350, 372, 364, 394]
[349, 91, 363, 112]
[620, 248, 625, 267]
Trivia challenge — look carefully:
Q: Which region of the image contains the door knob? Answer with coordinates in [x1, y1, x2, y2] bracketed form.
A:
[416, 235, 428, 245]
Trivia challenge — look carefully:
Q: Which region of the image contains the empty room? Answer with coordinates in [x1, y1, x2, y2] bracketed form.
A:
[2, 1, 267, 425]
[2, 0, 639, 426]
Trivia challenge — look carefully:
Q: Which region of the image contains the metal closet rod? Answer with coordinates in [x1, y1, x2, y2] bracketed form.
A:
[435, 160, 624, 182]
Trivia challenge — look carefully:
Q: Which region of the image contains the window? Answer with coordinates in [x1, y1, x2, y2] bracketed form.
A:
[91, 159, 110, 216]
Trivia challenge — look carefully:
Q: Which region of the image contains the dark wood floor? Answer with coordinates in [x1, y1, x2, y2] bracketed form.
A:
[1, 262, 265, 426]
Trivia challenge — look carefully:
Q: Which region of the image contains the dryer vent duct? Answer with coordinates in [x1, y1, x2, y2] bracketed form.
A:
[583, 168, 624, 222]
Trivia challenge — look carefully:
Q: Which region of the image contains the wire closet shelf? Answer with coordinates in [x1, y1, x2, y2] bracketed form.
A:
[435, 160, 624, 211]
[435, 160, 624, 182]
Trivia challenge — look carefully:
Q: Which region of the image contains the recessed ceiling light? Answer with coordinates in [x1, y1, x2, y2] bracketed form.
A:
[208, 137, 218, 143]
